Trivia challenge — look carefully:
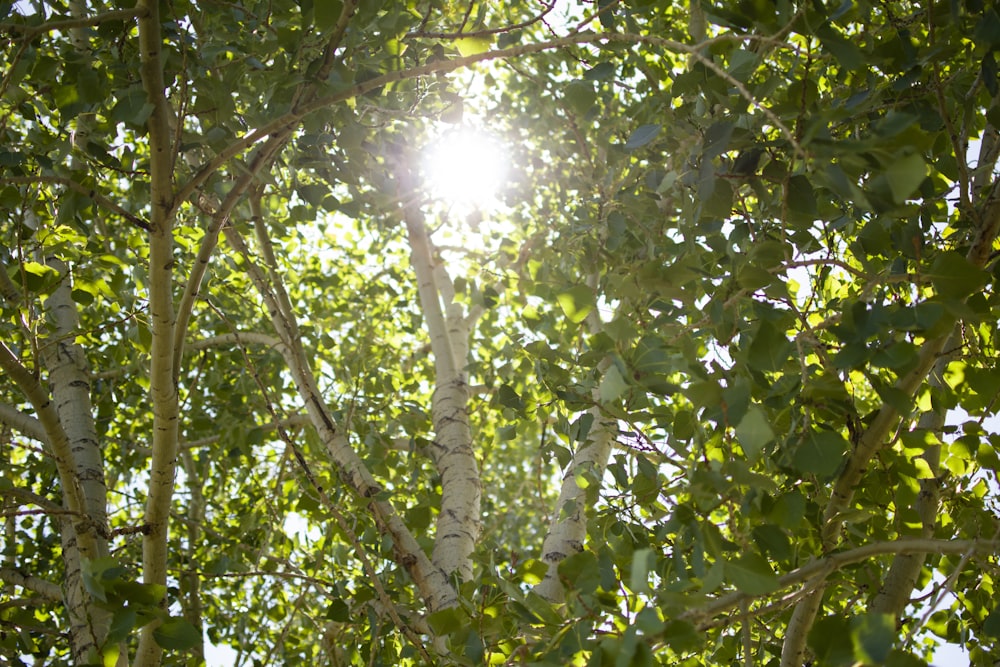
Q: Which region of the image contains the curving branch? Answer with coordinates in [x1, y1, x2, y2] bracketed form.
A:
[683, 538, 1000, 630]
[0, 343, 87, 522]
[171, 130, 292, 381]
[534, 276, 616, 603]
[175, 31, 802, 211]
[398, 166, 481, 582]
[405, 0, 556, 39]
[0, 7, 146, 39]
[0, 402, 47, 443]
[780, 166, 1000, 667]
[0, 176, 150, 231]
[221, 222, 458, 613]
[0, 568, 62, 601]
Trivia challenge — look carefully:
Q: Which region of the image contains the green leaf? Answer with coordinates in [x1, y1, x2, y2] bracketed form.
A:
[427, 607, 468, 635]
[599, 364, 629, 402]
[583, 62, 616, 80]
[113, 582, 166, 607]
[884, 649, 930, 667]
[793, 430, 848, 478]
[325, 599, 351, 622]
[557, 285, 595, 324]
[314, 0, 343, 32]
[808, 615, 854, 665]
[106, 608, 137, 644]
[851, 613, 895, 664]
[111, 86, 153, 127]
[983, 604, 1000, 638]
[974, 8, 1000, 47]
[818, 27, 864, 70]
[928, 251, 990, 299]
[496, 384, 524, 411]
[563, 554, 604, 602]
[747, 321, 792, 373]
[734, 406, 775, 461]
[21, 261, 59, 293]
[724, 553, 777, 595]
[660, 620, 704, 654]
[152, 617, 201, 650]
[455, 36, 492, 56]
[628, 548, 653, 593]
[624, 124, 661, 150]
[884, 152, 927, 203]
[565, 80, 597, 115]
[702, 122, 733, 158]
[786, 174, 817, 224]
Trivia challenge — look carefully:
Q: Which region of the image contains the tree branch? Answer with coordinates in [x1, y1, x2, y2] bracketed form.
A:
[685, 538, 1000, 629]
[175, 31, 802, 212]
[399, 165, 481, 581]
[221, 222, 458, 613]
[171, 130, 292, 381]
[0, 568, 62, 601]
[0, 176, 150, 231]
[0, 402, 47, 443]
[136, 0, 179, 661]
[0, 7, 146, 39]
[0, 343, 87, 520]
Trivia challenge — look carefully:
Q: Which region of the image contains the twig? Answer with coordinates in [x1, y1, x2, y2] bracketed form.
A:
[0, 176, 150, 231]
[0, 7, 146, 39]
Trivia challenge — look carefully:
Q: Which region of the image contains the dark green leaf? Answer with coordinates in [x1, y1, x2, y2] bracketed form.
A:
[928, 251, 990, 299]
[851, 613, 895, 664]
[724, 553, 777, 595]
[624, 124, 661, 150]
[734, 406, 775, 461]
[884, 152, 927, 203]
[793, 430, 848, 478]
[747, 321, 792, 373]
[315, 0, 343, 32]
[153, 618, 201, 650]
[702, 122, 733, 158]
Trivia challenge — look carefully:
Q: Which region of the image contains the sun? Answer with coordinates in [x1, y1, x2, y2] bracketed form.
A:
[421, 126, 509, 209]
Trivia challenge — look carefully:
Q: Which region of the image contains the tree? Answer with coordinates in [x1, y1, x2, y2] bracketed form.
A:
[2, 0, 1000, 665]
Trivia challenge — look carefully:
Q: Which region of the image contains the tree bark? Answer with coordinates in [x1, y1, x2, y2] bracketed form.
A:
[135, 0, 178, 663]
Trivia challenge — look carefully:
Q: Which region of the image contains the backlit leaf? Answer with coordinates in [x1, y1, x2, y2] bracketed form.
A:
[624, 124, 661, 150]
[557, 285, 595, 323]
[793, 430, 848, 478]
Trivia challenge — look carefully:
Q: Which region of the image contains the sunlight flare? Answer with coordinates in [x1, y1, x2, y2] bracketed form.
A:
[421, 126, 509, 208]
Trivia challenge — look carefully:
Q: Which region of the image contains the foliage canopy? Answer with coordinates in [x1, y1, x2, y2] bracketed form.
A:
[2, 0, 1000, 666]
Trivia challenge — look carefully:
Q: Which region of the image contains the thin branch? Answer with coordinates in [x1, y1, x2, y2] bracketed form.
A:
[311, 0, 360, 82]
[170, 130, 292, 381]
[0, 343, 86, 519]
[0, 485, 62, 512]
[175, 31, 803, 211]
[682, 538, 1000, 628]
[0, 7, 146, 39]
[0, 402, 47, 443]
[0, 176, 150, 231]
[406, 0, 556, 39]
[0, 567, 62, 601]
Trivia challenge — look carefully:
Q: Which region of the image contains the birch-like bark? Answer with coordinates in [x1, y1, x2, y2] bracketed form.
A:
[780, 183, 1000, 667]
[534, 401, 616, 602]
[869, 335, 954, 618]
[401, 203, 481, 582]
[867, 125, 1000, 620]
[40, 261, 117, 663]
[135, 0, 178, 663]
[221, 225, 458, 612]
[178, 450, 206, 663]
[534, 291, 615, 603]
